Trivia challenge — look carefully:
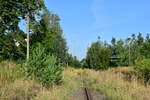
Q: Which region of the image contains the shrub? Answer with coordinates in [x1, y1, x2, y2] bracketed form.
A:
[135, 59, 150, 83]
[26, 44, 63, 87]
[85, 41, 110, 70]
[0, 56, 3, 62]
[66, 54, 81, 68]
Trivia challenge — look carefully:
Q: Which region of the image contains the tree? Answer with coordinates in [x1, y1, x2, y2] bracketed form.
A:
[140, 42, 150, 58]
[137, 33, 144, 45]
[0, 30, 26, 60]
[66, 54, 81, 68]
[110, 37, 117, 56]
[0, 0, 45, 61]
[30, 9, 68, 64]
[85, 38, 110, 70]
[0, 0, 45, 34]
[139, 34, 150, 58]
[146, 34, 150, 42]
[115, 39, 128, 66]
[26, 44, 62, 87]
[135, 59, 150, 83]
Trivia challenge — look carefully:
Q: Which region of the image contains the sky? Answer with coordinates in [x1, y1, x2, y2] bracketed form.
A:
[44, 0, 150, 60]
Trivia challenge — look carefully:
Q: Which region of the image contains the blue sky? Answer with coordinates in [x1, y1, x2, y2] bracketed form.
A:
[45, 0, 149, 60]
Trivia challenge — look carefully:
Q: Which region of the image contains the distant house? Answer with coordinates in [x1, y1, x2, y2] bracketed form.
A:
[109, 55, 120, 67]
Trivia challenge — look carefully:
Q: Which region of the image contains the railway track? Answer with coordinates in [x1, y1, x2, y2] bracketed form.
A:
[71, 74, 106, 100]
[84, 87, 92, 100]
[83, 80, 92, 100]
[71, 71, 106, 100]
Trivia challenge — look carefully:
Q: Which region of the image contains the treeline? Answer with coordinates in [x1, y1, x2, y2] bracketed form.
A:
[78, 33, 150, 83]
[0, 1, 67, 63]
[81, 33, 150, 69]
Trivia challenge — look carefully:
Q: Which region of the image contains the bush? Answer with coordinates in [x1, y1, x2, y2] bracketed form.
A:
[85, 41, 110, 70]
[0, 56, 3, 62]
[26, 44, 63, 87]
[66, 54, 81, 68]
[135, 59, 150, 83]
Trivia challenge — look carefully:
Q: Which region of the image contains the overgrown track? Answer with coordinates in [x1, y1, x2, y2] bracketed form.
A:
[84, 87, 92, 100]
[83, 80, 92, 100]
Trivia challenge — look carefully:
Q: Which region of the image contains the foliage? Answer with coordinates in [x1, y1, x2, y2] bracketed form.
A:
[85, 39, 111, 70]
[110, 38, 125, 66]
[135, 59, 150, 83]
[109, 33, 150, 66]
[66, 54, 81, 68]
[0, 0, 45, 34]
[84, 33, 150, 70]
[31, 9, 68, 64]
[26, 44, 63, 87]
[0, 56, 2, 62]
[0, 0, 45, 61]
[140, 39, 150, 58]
[0, 1, 68, 64]
[80, 59, 88, 68]
[0, 31, 26, 60]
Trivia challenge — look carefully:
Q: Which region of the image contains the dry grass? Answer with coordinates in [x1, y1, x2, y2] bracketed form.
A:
[0, 61, 150, 100]
[0, 61, 43, 100]
[0, 62, 83, 100]
[80, 68, 150, 100]
[0, 79, 42, 100]
[38, 67, 150, 100]
[34, 67, 83, 100]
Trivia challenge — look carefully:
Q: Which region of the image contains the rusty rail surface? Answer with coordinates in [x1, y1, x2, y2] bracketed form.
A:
[82, 72, 92, 100]
[84, 87, 92, 100]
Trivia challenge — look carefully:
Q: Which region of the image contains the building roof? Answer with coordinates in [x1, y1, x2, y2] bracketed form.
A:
[109, 55, 120, 59]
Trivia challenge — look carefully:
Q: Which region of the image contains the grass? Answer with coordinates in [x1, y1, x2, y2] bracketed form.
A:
[0, 61, 42, 100]
[83, 68, 150, 100]
[0, 61, 22, 85]
[0, 61, 83, 100]
[0, 61, 150, 100]
[34, 68, 84, 100]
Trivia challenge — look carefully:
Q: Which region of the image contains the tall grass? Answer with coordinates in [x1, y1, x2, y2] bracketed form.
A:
[0, 61, 149, 100]
[0, 62, 83, 100]
[34, 67, 84, 100]
[35, 67, 150, 100]
[81, 67, 150, 100]
[0, 61, 42, 100]
[0, 61, 23, 85]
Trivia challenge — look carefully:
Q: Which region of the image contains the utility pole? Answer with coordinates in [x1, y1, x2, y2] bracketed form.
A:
[26, 13, 30, 60]
[129, 39, 131, 66]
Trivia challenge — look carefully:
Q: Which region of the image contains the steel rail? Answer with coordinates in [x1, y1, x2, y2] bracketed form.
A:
[84, 87, 92, 100]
